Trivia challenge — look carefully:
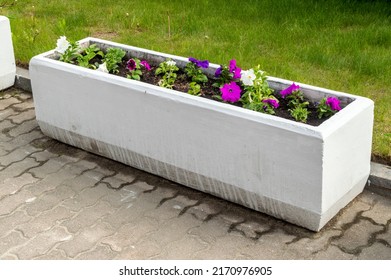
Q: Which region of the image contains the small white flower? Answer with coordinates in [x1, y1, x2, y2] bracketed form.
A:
[166, 60, 176, 67]
[55, 36, 71, 54]
[97, 62, 109, 73]
[240, 69, 256, 86]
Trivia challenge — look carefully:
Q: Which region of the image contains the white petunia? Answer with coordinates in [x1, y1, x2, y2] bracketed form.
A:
[97, 62, 109, 73]
[240, 69, 256, 86]
[166, 60, 176, 67]
[55, 36, 71, 54]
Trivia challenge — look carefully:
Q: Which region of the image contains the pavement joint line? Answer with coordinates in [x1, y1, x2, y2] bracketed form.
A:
[10, 67, 391, 195]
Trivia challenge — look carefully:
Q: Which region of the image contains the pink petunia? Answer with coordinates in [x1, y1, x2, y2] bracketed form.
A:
[280, 82, 300, 98]
[220, 81, 242, 103]
[140, 60, 151, 71]
[326, 96, 341, 111]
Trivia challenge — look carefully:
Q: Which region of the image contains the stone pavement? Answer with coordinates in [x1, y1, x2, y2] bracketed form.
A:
[0, 87, 390, 260]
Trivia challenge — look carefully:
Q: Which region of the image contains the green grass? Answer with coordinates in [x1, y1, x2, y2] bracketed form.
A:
[2, 0, 391, 164]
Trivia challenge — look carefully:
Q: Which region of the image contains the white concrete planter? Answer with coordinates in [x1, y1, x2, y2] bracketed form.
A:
[0, 16, 16, 91]
[30, 38, 374, 231]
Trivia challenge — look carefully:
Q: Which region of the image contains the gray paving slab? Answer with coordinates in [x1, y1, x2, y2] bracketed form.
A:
[0, 87, 390, 260]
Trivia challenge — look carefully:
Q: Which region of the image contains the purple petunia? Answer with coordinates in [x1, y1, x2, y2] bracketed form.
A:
[326, 96, 341, 111]
[140, 60, 151, 71]
[126, 59, 137, 71]
[263, 98, 280, 108]
[215, 66, 222, 77]
[189, 57, 209, 68]
[280, 82, 300, 98]
[220, 81, 242, 103]
[229, 59, 241, 79]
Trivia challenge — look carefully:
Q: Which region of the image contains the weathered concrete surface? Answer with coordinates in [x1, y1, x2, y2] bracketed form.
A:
[0, 88, 390, 260]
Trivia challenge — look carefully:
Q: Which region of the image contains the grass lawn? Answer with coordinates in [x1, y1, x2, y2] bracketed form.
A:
[2, 0, 390, 164]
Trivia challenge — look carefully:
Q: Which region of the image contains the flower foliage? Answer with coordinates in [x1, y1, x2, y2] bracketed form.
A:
[54, 36, 344, 124]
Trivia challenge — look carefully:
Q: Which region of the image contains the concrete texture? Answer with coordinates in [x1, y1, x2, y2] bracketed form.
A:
[0, 87, 390, 260]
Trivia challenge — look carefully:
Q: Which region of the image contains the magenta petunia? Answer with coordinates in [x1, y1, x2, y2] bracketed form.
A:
[220, 81, 242, 103]
[126, 59, 137, 71]
[229, 59, 241, 79]
[140, 60, 151, 71]
[189, 57, 209, 68]
[280, 82, 300, 98]
[263, 98, 280, 108]
[326, 96, 341, 111]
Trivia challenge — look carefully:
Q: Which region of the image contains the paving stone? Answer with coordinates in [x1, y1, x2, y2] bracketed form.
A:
[22, 184, 76, 217]
[75, 245, 118, 260]
[284, 229, 342, 259]
[147, 214, 202, 247]
[10, 226, 72, 259]
[0, 97, 21, 110]
[333, 219, 384, 254]
[361, 195, 391, 225]
[0, 108, 17, 120]
[7, 109, 35, 124]
[24, 166, 86, 197]
[11, 99, 34, 111]
[2, 130, 45, 152]
[0, 230, 28, 255]
[57, 222, 116, 258]
[0, 173, 38, 199]
[378, 228, 391, 245]
[8, 119, 38, 138]
[0, 119, 15, 143]
[61, 200, 115, 234]
[0, 187, 36, 216]
[331, 198, 372, 229]
[0, 210, 32, 239]
[357, 242, 391, 259]
[33, 249, 68, 260]
[186, 199, 225, 221]
[28, 155, 80, 179]
[61, 183, 110, 212]
[158, 234, 209, 259]
[313, 245, 356, 260]
[0, 145, 41, 166]
[115, 239, 162, 259]
[30, 149, 60, 162]
[17, 206, 75, 238]
[101, 218, 158, 252]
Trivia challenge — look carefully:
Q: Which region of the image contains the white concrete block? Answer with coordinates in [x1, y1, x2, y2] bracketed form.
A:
[29, 38, 374, 231]
[0, 16, 16, 91]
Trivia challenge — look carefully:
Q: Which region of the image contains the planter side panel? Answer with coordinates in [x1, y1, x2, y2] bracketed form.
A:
[0, 16, 16, 91]
[30, 58, 325, 230]
[321, 101, 374, 218]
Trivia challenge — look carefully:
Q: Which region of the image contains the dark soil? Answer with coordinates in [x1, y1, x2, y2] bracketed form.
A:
[116, 62, 327, 126]
[79, 57, 330, 126]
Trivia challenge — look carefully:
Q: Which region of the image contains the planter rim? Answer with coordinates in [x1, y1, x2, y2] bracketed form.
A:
[30, 37, 374, 138]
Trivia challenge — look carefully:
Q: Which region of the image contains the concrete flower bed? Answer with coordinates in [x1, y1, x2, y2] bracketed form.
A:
[29, 37, 374, 231]
[0, 16, 16, 91]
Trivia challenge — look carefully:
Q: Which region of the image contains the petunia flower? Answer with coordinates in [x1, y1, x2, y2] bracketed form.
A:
[262, 98, 280, 108]
[166, 60, 176, 67]
[229, 59, 241, 79]
[126, 59, 137, 71]
[240, 69, 256, 86]
[97, 62, 109, 73]
[55, 36, 71, 54]
[280, 82, 300, 98]
[140, 60, 151, 71]
[189, 57, 209, 68]
[215, 66, 222, 77]
[326, 96, 341, 111]
[220, 81, 242, 103]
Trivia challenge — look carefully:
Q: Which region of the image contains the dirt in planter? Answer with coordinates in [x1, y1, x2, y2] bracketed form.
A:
[75, 57, 335, 126]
